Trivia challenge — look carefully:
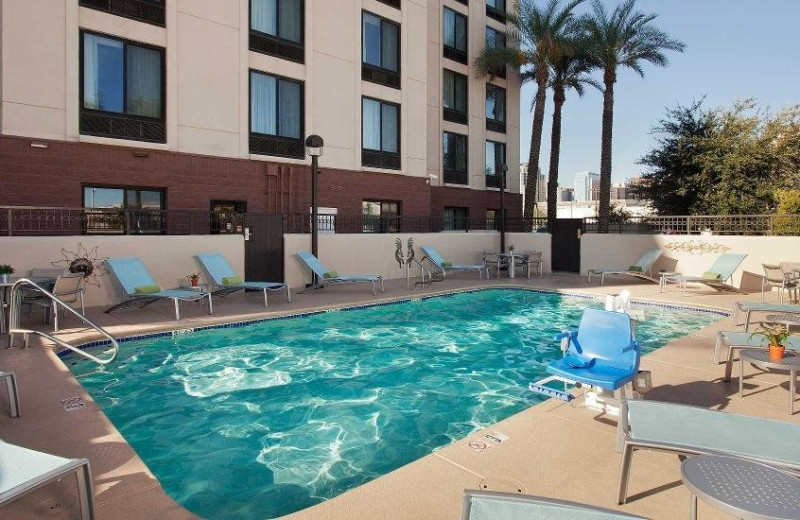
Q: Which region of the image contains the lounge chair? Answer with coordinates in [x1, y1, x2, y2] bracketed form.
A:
[588, 249, 663, 285]
[732, 301, 800, 331]
[296, 251, 384, 296]
[105, 258, 213, 321]
[715, 331, 800, 377]
[0, 371, 20, 417]
[421, 246, 489, 280]
[0, 440, 94, 519]
[462, 490, 647, 520]
[660, 253, 747, 295]
[616, 399, 800, 504]
[529, 308, 641, 415]
[196, 253, 290, 308]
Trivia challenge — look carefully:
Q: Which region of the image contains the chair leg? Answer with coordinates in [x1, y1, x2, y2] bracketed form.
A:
[80, 292, 85, 315]
[174, 299, 180, 321]
[380, 278, 385, 292]
[3, 372, 20, 418]
[262, 288, 269, 308]
[76, 461, 95, 520]
[207, 294, 213, 315]
[286, 286, 292, 303]
[617, 443, 635, 504]
[53, 306, 59, 332]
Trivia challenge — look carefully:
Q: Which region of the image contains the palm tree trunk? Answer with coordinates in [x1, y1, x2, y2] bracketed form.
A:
[524, 71, 549, 221]
[546, 87, 565, 231]
[598, 69, 615, 233]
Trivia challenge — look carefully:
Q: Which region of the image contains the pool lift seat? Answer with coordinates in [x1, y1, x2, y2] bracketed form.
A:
[529, 308, 651, 416]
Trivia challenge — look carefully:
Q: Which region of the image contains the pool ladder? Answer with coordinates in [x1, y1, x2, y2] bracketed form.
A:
[7, 279, 119, 365]
[407, 257, 444, 290]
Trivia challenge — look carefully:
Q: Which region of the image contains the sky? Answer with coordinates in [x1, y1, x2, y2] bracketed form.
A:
[519, 0, 800, 187]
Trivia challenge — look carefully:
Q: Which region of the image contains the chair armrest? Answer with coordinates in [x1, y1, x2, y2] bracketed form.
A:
[554, 330, 577, 352]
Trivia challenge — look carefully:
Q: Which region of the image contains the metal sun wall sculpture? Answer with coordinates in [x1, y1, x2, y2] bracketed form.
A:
[51, 243, 109, 287]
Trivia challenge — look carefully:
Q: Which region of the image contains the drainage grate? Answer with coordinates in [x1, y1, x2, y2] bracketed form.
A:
[61, 397, 86, 412]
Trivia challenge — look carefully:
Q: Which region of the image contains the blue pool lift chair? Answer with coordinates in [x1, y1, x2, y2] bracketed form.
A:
[530, 308, 643, 415]
[462, 490, 647, 520]
[296, 252, 384, 296]
[105, 258, 213, 321]
[196, 253, 290, 308]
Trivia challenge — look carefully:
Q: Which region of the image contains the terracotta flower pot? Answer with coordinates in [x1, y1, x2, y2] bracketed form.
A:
[769, 343, 785, 361]
[191, 278, 199, 287]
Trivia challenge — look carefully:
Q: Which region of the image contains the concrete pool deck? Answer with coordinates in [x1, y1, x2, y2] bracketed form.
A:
[0, 273, 797, 519]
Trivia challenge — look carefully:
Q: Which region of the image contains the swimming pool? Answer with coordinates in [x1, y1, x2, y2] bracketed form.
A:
[66, 289, 722, 519]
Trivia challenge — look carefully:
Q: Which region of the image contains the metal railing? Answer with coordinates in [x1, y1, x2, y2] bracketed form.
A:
[8, 279, 119, 365]
[583, 215, 800, 236]
[284, 214, 548, 234]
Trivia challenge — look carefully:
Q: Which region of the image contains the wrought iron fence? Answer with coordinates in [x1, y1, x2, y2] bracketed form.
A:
[583, 215, 800, 236]
[283, 214, 548, 234]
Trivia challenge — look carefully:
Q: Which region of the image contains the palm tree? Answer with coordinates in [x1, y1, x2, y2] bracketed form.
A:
[546, 42, 600, 227]
[474, 0, 584, 220]
[583, 0, 685, 232]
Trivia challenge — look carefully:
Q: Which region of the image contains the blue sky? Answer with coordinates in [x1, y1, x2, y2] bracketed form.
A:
[519, 0, 800, 186]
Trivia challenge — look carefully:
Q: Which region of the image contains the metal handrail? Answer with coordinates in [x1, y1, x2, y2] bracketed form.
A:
[8, 278, 119, 365]
[407, 257, 433, 290]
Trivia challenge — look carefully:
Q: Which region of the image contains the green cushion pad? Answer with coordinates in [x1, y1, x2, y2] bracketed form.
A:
[702, 271, 722, 280]
[628, 265, 643, 272]
[222, 276, 244, 285]
[441, 262, 453, 269]
[323, 271, 338, 279]
[134, 285, 161, 294]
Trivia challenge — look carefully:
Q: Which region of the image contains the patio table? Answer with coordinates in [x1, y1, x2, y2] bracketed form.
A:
[766, 313, 800, 330]
[0, 277, 56, 335]
[740, 349, 800, 415]
[681, 454, 800, 520]
[498, 253, 523, 279]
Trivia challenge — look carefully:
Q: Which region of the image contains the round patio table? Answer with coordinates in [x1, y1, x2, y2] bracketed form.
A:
[766, 314, 800, 329]
[740, 349, 800, 415]
[681, 455, 800, 520]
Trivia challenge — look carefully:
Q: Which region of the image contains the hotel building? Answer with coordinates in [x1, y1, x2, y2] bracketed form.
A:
[0, 0, 521, 224]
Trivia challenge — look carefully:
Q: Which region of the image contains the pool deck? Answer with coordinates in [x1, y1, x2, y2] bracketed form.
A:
[1, 273, 797, 519]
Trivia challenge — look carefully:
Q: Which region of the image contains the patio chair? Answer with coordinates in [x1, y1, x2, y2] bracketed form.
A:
[0, 440, 94, 519]
[0, 371, 20, 418]
[482, 250, 506, 278]
[296, 251, 384, 296]
[761, 263, 798, 304]
[104, 258, 213, 321]
[196, 253, 290, 308]
[660, 253, 748, 295]
[462, 490, 647, 520]
[714, 330, 800, 377]
[587, 249, 663, 285]
[420, 246, 489, 280]
[516, 250, 543, 279]
[616, 399, 800, 504]
[529, 308, 641, 415]
[732, 301, 800, 331]
[22, 272, 85, 331]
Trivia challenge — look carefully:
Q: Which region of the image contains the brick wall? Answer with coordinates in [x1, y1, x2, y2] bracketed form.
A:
[431, 185, 523, 220]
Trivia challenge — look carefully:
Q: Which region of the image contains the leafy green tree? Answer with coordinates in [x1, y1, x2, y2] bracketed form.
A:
[774, 190, 800, 235]
[582, 0, 685, 231]
[475, 0, 584, 219]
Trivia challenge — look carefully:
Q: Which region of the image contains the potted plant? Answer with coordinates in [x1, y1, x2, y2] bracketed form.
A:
[750, 323, 792, 360]
[0, 264, 14, 284]
[509, 245, 515, 254]
[187, 273, 201, 287]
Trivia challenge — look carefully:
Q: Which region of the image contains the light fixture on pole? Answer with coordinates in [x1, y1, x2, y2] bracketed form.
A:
[500, 163, 507, 253]
[305, 134, 324, 286]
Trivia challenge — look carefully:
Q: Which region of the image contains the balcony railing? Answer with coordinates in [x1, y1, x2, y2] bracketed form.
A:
[283, 214, 547, 234]
[80, 0, 165, 26]
[583, 215, 800, 235]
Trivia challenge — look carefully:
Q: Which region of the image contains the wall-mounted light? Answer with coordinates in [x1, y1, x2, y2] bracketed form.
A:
[426, 174, 438, 185]
[30, 142, 48, 149]
[133, 151, 149, 158]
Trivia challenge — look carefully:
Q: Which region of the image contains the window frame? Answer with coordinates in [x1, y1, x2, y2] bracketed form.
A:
[361, 10, 402, 89]
[485, 140, 506, 188]
[485, 83, 507, 133]
[443, 7, 468, 65]
[443, 131, 469, 185]
[249, 0, 306, 64]
[486, 0, 507, 23]
[248, 69, 305, 159]
[485, 26, 507, 79]
[79, 29, 166, 143]
[362, 200, 402, 233]
[79, 0, 166, 27]
[82, 184, 166, 235]
[444, 206, 469, 231]
[362, 96, 401, 170]
[442, 69, 469, 125]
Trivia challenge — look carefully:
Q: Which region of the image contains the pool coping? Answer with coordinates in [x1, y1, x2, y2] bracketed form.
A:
[62, 286, 731, 356]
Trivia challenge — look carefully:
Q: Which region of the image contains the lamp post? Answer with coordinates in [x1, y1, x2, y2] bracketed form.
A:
[305, 134, 324, 285]
[500, 163, 507, 253]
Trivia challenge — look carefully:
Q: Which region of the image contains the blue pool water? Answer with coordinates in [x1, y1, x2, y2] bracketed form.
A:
[66, 289, 721, 519]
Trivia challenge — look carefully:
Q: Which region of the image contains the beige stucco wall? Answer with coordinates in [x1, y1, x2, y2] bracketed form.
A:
[284, 231, 551, 288]
[0, 235, 244, 307]
[581, 234, 800, 291]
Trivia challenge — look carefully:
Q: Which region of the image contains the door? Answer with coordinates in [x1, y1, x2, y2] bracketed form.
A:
[244, 214, 284, 282]
[551, 218, 583, 273]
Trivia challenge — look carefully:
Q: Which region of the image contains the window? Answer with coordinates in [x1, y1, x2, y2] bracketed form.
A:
[362, 12, 401, 89]
[485, 140, 506, 188]
[83, 186, 165, 234]
[486, 0, 506, 22]
[249, 70, 304, 158]
[486, 209, 505, 231]
[210, 200, 247, 235]
[376, 0, 401, 8]
[443, 7, 468, 64]
[443, 69, 468, 125]
[363, 200, 400, 233]
[80, 31, 165, 142]
[362, 98, 400, 170]
[80, 0, 165, 27]
[486, 84, 506, 133]
[250, 0, 304, 63]
[485, 26, 507, 78]
[443, 132, 468, 185]
[444, 207, 469, 231]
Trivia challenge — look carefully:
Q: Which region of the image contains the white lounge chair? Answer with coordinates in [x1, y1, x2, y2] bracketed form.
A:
[715, 330, 800, 376]
[196, 253, 290, 308]
[588, 249, 663, 285]
[731, 301, 800, 331]
[421, 246, 489, 280]
[463, 490, 646, 519]
[616, 399, 800, 504]
[0, 440, 94, 519]
[660, 253, 748, 295]
[296, 251, 384, 295]
[0, 371, 20, 418]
